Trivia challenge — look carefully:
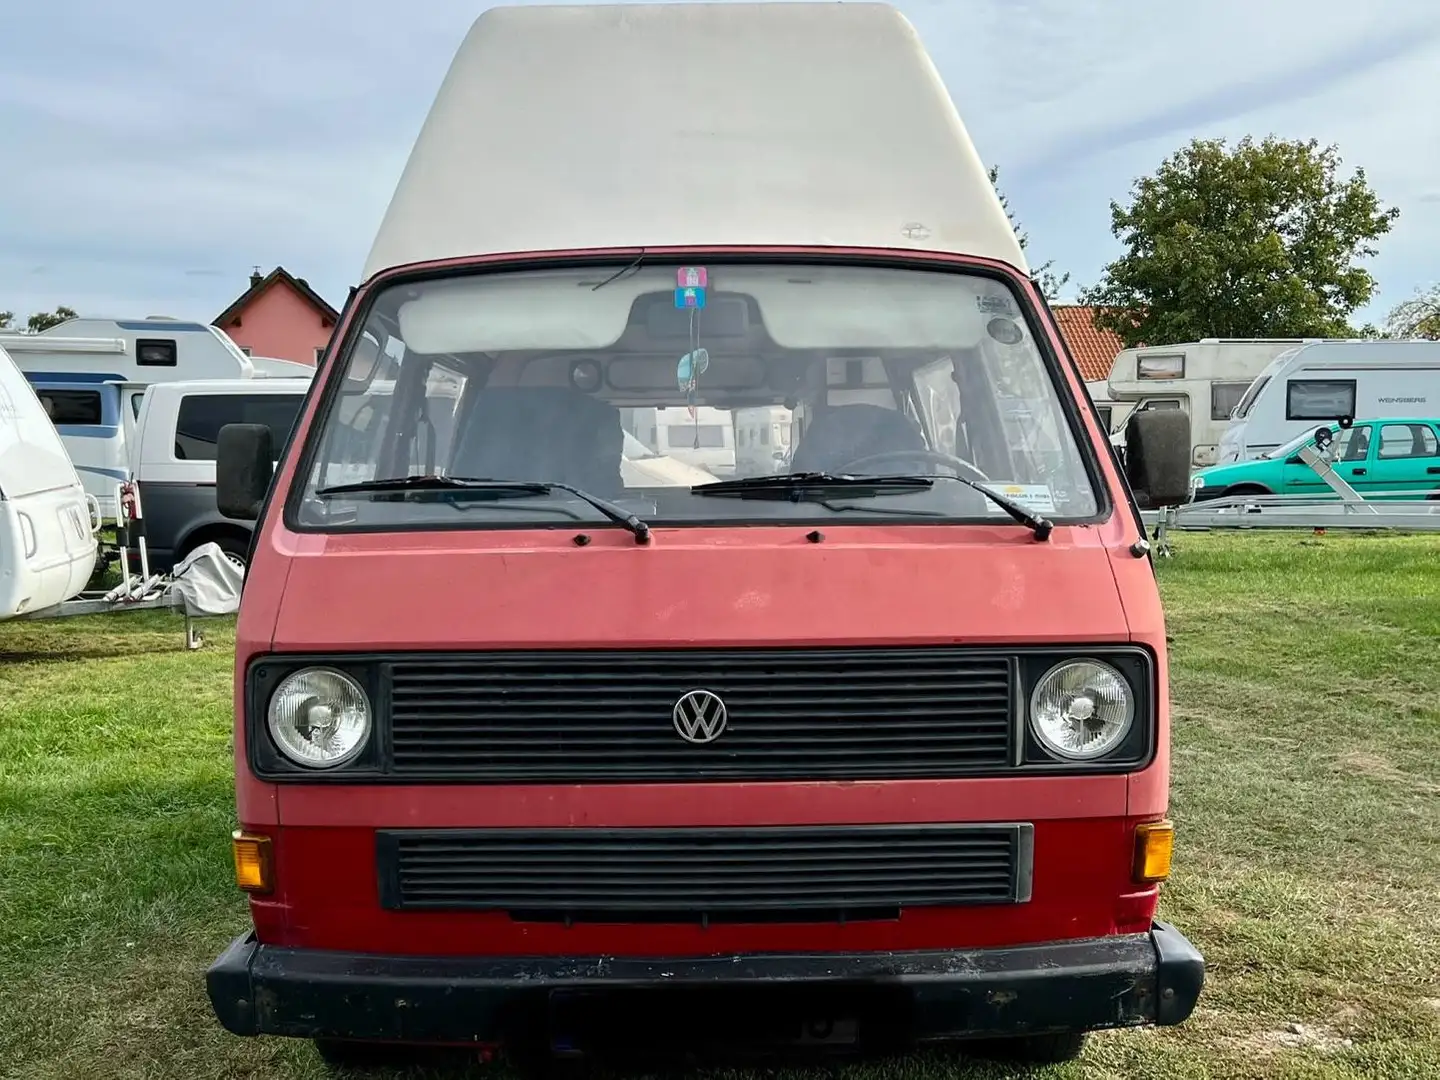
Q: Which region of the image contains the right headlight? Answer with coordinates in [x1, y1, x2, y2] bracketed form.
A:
[1029, 659, 1134, 761]
[266, 667, 372, 768]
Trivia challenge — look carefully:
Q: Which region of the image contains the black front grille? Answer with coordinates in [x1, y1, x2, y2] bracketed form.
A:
[385, 648, 1015, 782]
[377, 824, 1031, 921]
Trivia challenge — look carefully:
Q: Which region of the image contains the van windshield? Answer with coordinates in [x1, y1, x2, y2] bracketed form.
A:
[291, 263, 1101, 530]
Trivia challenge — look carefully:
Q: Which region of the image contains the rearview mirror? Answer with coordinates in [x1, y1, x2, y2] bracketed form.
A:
[217, 423, 275, 521]
[1123, 410, 1191, 508]
[1313, 426, 1334, 451]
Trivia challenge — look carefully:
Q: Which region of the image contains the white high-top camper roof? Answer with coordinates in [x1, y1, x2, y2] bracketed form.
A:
[363, 2, 1025, 280]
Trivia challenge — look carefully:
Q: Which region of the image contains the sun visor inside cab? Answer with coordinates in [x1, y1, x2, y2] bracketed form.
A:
[395, 266, 1004, 355]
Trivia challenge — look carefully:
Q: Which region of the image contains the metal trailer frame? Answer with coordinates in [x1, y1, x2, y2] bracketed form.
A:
[1140, 443, 1440, 555]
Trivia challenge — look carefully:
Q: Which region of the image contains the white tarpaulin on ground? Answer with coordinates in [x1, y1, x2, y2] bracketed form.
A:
[169, 542, 244, 616]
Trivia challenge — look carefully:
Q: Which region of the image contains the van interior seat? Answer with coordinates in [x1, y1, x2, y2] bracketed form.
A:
[448, 387, 624, 494]
[789, 403, 929, 474]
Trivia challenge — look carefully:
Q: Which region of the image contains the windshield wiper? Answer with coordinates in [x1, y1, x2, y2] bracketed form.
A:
[314, 475, 651, 543]
[693, 472, 1053, 540]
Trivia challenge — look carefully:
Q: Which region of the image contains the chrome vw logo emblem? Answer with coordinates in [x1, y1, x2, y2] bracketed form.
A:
[672, 689, 728, 744]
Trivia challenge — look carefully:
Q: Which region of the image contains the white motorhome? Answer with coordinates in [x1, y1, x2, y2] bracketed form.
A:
[249, 355, 318, 379]
[1, 318, 269, 515]
[1107, 339, 1325, 467]
[733, 404, 793, 476]
[0, 343, 99, 620]
[631, 405, 737, 477]
[1083, 380, 1131, 439]
[1218, 340, 1440, 463]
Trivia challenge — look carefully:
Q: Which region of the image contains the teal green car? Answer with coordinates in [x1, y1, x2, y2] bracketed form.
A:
[1191, 418, 1440, 502]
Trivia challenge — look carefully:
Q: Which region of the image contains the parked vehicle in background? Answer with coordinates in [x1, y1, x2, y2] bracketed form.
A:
[631, 405, 736, 476]
[1218, 340, 1440, 463]
[1192, 416, 1440, 502]
[130, 378, 311, 570]
[1, 317, 275, 515]
[0, 343, 98, 620]
[1083, 379, 1129, 435]
[733, 404, 793, 475]
[202, 2, 1201, 1069]
[1108, 339, 1321, 468]
[249, 355, 318, 379]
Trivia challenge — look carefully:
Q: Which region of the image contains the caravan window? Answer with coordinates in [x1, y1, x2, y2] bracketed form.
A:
[1137, 353, 1184, 379]
[38, 389, 103, 425]
[1286, 379, 1356, 421]
[136, 339, 178, 367]
[668, 423, 726, 448]
[175, 393, 305, 461]
[1210, 381, 1250, 421]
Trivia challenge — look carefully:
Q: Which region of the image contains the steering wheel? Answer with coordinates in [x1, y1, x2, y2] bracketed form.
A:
[836, 448, 991, 483]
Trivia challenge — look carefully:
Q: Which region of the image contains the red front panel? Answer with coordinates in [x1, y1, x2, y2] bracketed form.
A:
[248, 816, 1160, 956]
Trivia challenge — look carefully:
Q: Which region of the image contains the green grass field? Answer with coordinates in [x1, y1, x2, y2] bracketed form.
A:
[2, 532, 1438, 1079]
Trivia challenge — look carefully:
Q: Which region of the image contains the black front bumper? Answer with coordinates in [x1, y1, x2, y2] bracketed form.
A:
[207, 921, 1203, 1048]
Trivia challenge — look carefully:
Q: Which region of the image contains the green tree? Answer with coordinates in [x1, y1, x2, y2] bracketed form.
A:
[989, 166, 1070, 301]
[0, 311, 12, 330]
[1079, 136, 1399, 347]
[27, 305, 77, 333]
[1384, 284, 1440, 340]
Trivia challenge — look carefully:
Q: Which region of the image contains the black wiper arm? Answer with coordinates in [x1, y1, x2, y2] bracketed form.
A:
[692, 472, 934, 499]
[948, 476, 1053, 541]
[538, 481, 651, 544]
[314, 475, 651, 543]
[694, 471, 1053, 540]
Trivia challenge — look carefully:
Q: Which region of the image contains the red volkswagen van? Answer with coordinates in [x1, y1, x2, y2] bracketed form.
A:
[205, 2, 1202, 1069]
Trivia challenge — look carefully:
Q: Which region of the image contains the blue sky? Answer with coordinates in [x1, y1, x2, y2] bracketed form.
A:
[2, 0, 1438, 327]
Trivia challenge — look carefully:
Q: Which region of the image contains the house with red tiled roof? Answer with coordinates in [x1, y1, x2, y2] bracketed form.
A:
[1050, 304, 1126, 384]
[213, 266, 340, 366]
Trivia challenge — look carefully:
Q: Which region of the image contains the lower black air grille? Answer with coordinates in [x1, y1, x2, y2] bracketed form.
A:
[384, 648, 1016, 782]
[377, 824, 1032, 922]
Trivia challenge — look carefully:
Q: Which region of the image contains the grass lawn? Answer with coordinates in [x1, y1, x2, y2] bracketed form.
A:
[1, 532, 1438, 1079]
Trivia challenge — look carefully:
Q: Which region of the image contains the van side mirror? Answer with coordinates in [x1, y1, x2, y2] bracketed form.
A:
[217, 423, 274, 521]
[1313, 426, 1333, 451]
[1123, 410, 1191, 508]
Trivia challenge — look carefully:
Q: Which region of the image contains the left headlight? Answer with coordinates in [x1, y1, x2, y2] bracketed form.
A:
[1029, 659, 1134, 761]
[266, 667, 372, 768]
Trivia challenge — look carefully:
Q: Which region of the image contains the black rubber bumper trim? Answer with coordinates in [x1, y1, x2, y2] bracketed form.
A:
[207, 920, 1204, 1044]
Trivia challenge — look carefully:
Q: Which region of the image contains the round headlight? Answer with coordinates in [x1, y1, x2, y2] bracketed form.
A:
[267, 668, 372, 768]
[1029, 660, 1134, 761]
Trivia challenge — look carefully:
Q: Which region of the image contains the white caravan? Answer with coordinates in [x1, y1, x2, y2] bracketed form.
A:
[1218, 339, 1440, 463]
[0, 344, 99, 620]
[733, 404, 794, 476]
[1, 317, 270, 515]
[1107, 339, 1324, 467]
[631, 406, 737, 477]
[1084, 380, 1132, 443]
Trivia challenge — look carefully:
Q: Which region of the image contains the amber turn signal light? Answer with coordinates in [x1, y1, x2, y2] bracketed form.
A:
[232, 831, 274, 894]
[1133, 820, 1174, 884]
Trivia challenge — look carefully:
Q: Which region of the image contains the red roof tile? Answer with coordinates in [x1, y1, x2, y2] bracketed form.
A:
[1051, 305, 1125, 383]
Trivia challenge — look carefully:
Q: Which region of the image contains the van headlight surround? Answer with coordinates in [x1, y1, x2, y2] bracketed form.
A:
[1028, 659, 1135, 761]
[266, 667, 372, 768]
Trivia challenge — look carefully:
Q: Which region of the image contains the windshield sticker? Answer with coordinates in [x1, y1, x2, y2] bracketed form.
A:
[677, 266, 708, 289]
[976, 294, 1017, 317]
[978, 483, 1056, 514]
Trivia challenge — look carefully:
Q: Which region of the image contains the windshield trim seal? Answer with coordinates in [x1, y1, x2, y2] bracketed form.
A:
[280, 247, 1114, 536]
